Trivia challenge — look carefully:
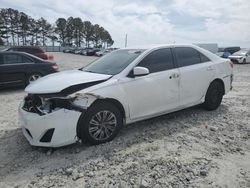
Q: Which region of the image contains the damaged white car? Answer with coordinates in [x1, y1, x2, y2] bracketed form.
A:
[19, 44, 233, 147]
[229, 49, 250, 64]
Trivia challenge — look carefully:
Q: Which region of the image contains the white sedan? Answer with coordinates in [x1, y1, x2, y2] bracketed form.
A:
[229, 49, 250, 64]
[19, 44, 233, 147]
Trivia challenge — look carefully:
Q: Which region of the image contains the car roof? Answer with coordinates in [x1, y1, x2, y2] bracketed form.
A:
[123, 43, 221, 61]
[0, 51, 33, 55]
[0, 51, 44, 60]
[124, 43, 200, 50]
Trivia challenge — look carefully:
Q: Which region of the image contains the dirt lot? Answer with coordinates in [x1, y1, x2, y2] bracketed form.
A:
[0, 52, 250, 188]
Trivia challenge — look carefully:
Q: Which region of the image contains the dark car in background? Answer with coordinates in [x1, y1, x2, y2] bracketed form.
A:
[5, 46, 53, 60]
[80, 48, 94, 55]
[63, 48, 75, 53]
[0, 51, 59, 88]
[87, 48, 100, 56]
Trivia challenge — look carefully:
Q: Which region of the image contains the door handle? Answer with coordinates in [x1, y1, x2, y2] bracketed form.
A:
[207, 66, 214, 71]
[169, 73, 180, 79]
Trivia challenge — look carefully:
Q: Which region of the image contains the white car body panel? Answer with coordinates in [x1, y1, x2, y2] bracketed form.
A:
[19, 44, 233, 147]
[179, 61, 215, 106]
[19, 102, 81, 147]
[25, 70, 112, 94]
[119, 69, 180, 120]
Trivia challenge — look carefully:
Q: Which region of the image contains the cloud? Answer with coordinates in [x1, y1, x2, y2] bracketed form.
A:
[172, 0, 250, 46]
[0, 0, 249, 47]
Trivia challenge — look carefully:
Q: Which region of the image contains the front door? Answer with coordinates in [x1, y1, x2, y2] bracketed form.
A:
[120, 48, 180, 121]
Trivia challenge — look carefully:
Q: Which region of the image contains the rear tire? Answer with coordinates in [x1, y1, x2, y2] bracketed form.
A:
[203, 81, 224, 111]
[78, 101, 123, 145]
[243, 59, 247, 64]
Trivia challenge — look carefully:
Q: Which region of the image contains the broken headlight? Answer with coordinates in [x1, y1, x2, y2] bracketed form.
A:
[23, 94, 87, 115]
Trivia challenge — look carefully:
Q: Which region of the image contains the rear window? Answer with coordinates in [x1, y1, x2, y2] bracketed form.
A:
[200, 53, 210, 63]
[22, 56, 33, 63]
[175, 47, 210, 67]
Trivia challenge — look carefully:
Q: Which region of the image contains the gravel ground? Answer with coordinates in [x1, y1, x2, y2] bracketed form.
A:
[0, 52, 250, 188]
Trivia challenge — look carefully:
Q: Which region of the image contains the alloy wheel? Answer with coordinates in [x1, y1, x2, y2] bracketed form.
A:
[88, 110, 117, 141]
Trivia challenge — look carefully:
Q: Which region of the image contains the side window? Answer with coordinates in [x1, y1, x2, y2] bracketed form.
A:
[3, 54, 23, 64]
[0, 55, 3, 64]
[22, 56, 33, 63]
[175, 47, 201, 67]
[200, 53, 210, 63]
[138, 48, 174, 73]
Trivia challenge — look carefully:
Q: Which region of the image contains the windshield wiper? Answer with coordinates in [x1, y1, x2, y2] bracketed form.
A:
[84, 70, 96, 73]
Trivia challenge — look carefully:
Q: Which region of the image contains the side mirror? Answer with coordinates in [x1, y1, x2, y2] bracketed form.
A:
[133, 66, 149, 77]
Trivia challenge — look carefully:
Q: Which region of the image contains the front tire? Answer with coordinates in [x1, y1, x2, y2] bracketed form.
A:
[78, 101, 123, 145]
[203, 81, 224, 111]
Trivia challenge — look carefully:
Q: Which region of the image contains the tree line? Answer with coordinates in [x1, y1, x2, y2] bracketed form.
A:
[0, 8, 114, 47]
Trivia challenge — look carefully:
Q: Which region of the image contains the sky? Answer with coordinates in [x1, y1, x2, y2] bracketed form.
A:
[1, 0, 250, 48]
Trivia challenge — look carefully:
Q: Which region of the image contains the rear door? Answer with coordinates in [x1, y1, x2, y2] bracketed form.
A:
[0, 53, 31, 86]
[174, 47, 215, 107]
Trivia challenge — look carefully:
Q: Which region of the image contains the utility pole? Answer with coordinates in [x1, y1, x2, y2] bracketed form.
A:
[125, 34, 127, 48]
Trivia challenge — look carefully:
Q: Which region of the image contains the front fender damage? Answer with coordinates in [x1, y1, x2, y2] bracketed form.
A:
[73, 92, 105, 109]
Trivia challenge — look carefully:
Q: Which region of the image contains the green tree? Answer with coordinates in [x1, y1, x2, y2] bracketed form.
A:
[19, 12, 30, 45]
[83, 21, 93, 47]
[92, 24, 102, 47]
[38, 17, 52, 46]
[55, 18, 67, 46]
[0, 11, 7, 44]
[0, 8, 114, 47]
[72, 17, 83, 47]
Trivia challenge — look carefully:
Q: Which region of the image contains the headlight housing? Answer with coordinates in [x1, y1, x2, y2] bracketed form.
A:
[22, 94, 87, 116]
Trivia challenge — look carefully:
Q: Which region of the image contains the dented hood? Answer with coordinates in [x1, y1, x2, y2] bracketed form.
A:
[25, 70, 112, 94]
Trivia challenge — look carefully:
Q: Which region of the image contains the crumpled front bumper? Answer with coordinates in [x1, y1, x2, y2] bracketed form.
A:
[19, 102, 82, 147]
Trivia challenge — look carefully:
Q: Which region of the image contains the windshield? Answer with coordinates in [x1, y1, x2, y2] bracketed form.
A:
[233, 50, 248, 56]
[82, 49, 144, 75]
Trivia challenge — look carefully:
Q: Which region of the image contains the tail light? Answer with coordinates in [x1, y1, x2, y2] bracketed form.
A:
[51, 64, 59, 71]
[48, 54, 54, 60]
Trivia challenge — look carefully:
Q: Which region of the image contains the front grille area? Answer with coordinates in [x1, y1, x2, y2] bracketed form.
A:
[40, 128, 55, 143]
